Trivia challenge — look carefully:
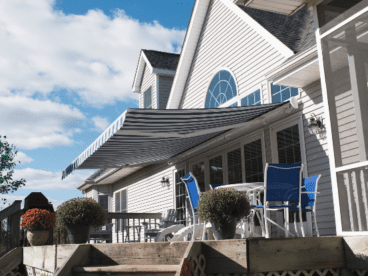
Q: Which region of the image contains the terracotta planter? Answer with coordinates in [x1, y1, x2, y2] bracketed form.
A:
[27, 230, 49, 246]
[211, 217, 238, 240]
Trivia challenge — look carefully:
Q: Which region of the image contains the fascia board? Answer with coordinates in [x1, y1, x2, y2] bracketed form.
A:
[221, 0, 295, 59]
[266, 46, 318, 81]
[132, 52, 147, 93]
[167, 0, 211, 109]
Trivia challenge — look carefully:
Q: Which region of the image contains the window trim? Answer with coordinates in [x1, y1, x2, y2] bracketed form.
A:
[189, 159, 208, 191]
[269, 83, 301, 103]
[269, 113, 308, 177]
[143, 87, 152, 109]
[173, 167, 187, 225]
[98, 194, 109, 212]
[240, 131, 266, 182]
[203, 67, 239, 108]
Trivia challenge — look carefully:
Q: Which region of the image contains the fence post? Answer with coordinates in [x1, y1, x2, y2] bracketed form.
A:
[8, 211, 20, 248]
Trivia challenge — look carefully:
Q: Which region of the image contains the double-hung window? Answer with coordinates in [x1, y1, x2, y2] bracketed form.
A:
[115, 189, 127, 232]
[143, 87, 152, 109]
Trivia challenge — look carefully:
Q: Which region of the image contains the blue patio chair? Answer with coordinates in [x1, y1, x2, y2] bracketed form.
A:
[290, 174, 321, 237]
[181, 173, 206, 241]
[254, 163, 303, 239]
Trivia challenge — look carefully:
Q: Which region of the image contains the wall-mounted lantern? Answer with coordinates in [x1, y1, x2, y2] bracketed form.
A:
[307, 113, 323, 135]
[161, 177, 170, 188]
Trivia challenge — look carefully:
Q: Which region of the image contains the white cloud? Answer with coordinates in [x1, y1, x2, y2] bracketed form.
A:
[12, 168, 93, 190]
[0, 96, 85, 149]
[13, 152, 34, 165]
[0, 0, 185, 106]
[92, 116, 110, 132]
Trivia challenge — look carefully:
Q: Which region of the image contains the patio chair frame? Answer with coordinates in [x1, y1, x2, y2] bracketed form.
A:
[181, 173, 206, 241]
[262, 163, 304, 239]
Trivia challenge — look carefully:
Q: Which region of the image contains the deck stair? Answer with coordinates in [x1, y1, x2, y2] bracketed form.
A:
[72, 264, 180, 275]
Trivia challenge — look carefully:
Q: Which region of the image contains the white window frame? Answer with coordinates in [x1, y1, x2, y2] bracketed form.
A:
[173, 167, 187, 225]
[114, 188, 128, 232]
[189, 158, 208, 191]
[268, 82, 301, 103]
[225, 144, 244, 185]
[269, 113, 308, 177]
[208, 152, 226, 185]
[240, 130, 266, 182]
[203, 67, 239, 108]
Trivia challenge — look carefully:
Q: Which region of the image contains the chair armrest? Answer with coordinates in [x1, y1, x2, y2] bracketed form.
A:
[155, 224, 185, 242]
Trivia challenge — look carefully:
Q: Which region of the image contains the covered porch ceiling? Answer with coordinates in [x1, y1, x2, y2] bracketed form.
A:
[234, 0, 321, 15]
[63, 102, 293, 180]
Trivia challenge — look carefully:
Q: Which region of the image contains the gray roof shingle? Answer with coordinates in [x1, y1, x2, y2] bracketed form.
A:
[237, 5, 316, 54]
[142, 50, 180, 71]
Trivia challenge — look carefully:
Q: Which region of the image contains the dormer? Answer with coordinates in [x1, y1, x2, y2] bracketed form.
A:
[132, 50, 180, 109]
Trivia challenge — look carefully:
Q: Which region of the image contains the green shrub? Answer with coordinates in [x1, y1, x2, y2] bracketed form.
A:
[197, 188, 251, 223]
[56, 197, 107, 229]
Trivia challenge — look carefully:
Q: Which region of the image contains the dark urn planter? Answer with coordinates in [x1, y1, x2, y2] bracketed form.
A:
[67, 225, 90, 244]
[211, 217, 238, 240]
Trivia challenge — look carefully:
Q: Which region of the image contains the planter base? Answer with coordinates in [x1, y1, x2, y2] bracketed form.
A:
[211, 218, 237, 240]
[67, 225, 90, 244]
[27, 230, 49, 246]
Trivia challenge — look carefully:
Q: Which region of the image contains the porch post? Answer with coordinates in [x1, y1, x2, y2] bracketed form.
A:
[346, 27, 368, 162]
[316, 31, 343, 234]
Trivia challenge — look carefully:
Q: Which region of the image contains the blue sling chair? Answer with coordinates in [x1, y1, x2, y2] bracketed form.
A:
[181, 173, 207, 241]
[254, 163, 304, 239]
[290, 174, 321, 237]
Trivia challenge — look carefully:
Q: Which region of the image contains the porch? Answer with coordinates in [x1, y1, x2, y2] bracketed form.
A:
[3, 236, 368, 276]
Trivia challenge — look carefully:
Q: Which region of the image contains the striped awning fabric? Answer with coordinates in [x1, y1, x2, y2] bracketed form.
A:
[62, 102, 287, 179]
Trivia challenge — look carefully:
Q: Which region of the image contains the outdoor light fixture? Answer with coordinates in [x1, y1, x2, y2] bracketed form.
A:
[161, 177, 170, 188]
[307, 113, 323, 135]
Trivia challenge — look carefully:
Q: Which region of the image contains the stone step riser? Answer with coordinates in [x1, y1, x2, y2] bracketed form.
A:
[74, 273, 176, 276]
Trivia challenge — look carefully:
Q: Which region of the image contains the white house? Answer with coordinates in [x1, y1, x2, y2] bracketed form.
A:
[63, 0, 368, 241]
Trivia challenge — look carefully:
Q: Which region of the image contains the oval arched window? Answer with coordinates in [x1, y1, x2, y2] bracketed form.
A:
[205, 70, 237, 108]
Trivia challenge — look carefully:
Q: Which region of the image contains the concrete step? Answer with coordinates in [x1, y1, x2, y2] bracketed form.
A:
[72, 264, 180, 276]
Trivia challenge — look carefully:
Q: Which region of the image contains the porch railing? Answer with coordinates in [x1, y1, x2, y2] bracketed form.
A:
[336, 163, 368, 232]
[106, 212, 161, 243]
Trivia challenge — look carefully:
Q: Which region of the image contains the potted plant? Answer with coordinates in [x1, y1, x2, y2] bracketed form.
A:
[20, 208, 56, 246]
[197, 188, 251, 240]
[56, 197, 107, 244]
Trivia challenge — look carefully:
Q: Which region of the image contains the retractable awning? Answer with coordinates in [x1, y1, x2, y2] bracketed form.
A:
[62, 102, 288, 180]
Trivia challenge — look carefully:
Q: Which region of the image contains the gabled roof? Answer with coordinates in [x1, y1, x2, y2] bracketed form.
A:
[132, 49, 179, 93]
[237, 6, 316, 54]
[142, 50, 180, 71]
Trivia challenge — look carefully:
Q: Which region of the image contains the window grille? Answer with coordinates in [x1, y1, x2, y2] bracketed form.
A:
[271, 84, 298, 103]
[244, 139, 264, 182]
[205, 70, 237, 108]
[227, 148, 243, 184]
[241, 89, 261, 106]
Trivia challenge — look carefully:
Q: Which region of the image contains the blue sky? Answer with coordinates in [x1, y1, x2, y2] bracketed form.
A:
[1, 0, 194, 209]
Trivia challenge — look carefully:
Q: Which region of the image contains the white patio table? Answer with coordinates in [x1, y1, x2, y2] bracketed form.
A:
[212, 182, 265, 238]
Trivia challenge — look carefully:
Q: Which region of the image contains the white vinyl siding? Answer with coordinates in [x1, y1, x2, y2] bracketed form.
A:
[158, 76, 174, 109]
[139, 63, 156, 109]
[298, 81, 336, 236]
[111, 164, 175, 243]
[179, 0, 286, 108]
